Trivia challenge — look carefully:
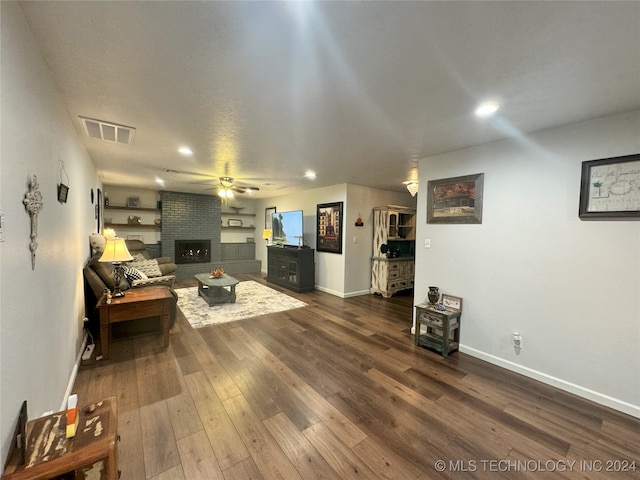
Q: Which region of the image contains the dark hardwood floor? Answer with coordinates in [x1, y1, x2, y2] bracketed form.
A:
[73, 274, 640, 479]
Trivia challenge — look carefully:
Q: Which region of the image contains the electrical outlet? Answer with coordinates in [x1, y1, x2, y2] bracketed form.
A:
[424, 238, 431, 248]
[512, 332, 523, 349]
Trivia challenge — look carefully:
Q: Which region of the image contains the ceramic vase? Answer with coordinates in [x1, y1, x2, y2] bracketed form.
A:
[428, 286, 440, 304]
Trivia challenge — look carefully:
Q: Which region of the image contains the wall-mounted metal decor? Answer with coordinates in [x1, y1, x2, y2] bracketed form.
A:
[57, 160, 69, 203]
[23, 175, 44, 270]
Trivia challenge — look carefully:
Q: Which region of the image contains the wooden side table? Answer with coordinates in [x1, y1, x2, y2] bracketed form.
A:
[2, 397, 118, 480]
[97, 287, 172, 359]
[414, 303, 461, 357]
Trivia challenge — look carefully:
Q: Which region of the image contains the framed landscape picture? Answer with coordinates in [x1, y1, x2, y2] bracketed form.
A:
[578, 153, 640, 219]
[265, 206, 276, 229]
[316, 202, 343, 254]
[427, 173, 484, 224]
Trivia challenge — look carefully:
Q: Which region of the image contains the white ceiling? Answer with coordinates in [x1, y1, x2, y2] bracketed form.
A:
[19, 1, 640, 198]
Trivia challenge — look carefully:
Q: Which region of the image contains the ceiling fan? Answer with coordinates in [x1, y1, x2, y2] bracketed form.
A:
[217, 176, 259, 199]
[164, 169, 260, 196]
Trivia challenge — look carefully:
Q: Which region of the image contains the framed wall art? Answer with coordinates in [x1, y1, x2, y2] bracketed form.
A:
[265, 206, 276, 229]
[316, 202, 343, 254]
[578, 153, 640, 219]
[442, 294, 463, 311]
[427, 173, 484, 224]
[127, 196, 139, 208]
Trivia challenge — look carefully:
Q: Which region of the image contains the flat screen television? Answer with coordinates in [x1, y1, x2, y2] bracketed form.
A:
[272, 210, 303, 246]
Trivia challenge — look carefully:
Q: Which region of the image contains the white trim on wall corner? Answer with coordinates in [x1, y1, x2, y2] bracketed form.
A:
[60, 333, 88, 412]
[459, 345, 640, 419]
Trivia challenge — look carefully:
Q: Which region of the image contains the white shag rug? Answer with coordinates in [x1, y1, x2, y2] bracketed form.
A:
[176, 280, 308, 329]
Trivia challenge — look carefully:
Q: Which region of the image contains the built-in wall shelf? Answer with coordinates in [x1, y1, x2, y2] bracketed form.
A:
[104, 223, 160, 229]
[221, 226, 255, 230]
[221, 212, 255, 217]
[105, 206, 160, 212]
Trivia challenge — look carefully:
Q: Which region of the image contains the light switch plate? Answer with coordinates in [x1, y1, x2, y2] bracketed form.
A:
[424, 238, 431, 248]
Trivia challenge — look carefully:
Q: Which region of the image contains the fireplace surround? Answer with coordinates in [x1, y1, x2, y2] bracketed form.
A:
[175, 239, 211, 264]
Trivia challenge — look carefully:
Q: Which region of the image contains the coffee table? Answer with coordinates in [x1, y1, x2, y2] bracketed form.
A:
[195, 273, 239, 306]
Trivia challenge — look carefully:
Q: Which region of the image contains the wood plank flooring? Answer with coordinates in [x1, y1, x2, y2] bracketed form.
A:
[73, 274, 640, 479]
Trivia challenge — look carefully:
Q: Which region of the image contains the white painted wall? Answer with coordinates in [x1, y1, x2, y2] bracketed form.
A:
[1, 2, 100, 462]
[254, 184, 415, 297]
[414, 110, 640, 417]
[345, 184, 416, 296]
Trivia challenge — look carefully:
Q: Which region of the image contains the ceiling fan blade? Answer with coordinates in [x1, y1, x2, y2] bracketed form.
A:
[165, 168, 217, 179]
[232, 185, 260, 193]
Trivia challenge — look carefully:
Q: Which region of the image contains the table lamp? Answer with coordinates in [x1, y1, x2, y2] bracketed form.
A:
[262, 229, 272, 245]
[99, 237, 133, 297]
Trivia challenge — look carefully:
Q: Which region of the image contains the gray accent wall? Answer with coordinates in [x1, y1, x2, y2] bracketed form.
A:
[160, 191, 261, 278]
[161, 191, 221, 278]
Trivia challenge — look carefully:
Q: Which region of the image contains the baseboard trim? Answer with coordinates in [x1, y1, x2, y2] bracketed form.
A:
[60, 333, 88, 411]
[460, 345, 640, 419]
[315, 285, 343, 297]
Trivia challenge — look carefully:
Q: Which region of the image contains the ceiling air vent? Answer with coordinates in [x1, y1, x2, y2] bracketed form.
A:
[79, 116, 136, 145]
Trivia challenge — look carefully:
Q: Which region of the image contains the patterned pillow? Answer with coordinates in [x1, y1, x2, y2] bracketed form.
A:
[130, 258, 162, 277]
[123, 266, 148, 283]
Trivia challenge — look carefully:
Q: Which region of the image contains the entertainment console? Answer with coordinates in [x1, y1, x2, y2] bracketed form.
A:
[267, 246, 315, 293]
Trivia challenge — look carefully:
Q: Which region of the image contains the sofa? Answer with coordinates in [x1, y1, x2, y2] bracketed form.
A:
[83, 239, 178, 329]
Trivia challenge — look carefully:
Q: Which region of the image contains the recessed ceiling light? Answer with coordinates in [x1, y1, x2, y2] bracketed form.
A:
[178, 147, 193, 156]
[155, 177, 165, 186]
[475, 101, 500, 118]
[304, 170, 316, 179]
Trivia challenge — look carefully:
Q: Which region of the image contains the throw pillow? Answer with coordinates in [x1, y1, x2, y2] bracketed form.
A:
[123, 266, 148, 283]
[131, 258, 162, 277]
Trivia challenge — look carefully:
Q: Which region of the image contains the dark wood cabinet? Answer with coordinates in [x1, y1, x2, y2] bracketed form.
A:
[267, 246, 315, 293]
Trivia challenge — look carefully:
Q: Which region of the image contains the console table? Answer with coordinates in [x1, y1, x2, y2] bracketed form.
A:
[267, 246, 315, 293]
[97, 287, 172, 359]
[2, 397, 118, 480]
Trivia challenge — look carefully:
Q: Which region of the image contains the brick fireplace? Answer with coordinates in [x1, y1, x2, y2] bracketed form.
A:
[160, 191, 221, 278]
[160, 190, 261, 279]
[175, 239, 211, 264]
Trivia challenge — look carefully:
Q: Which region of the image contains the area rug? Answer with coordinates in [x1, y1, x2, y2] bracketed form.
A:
[176, 281, 308, 329]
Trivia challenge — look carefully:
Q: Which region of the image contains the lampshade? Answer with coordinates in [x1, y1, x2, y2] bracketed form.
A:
[99, 237, 133, 263]
[406, 182, 419, 197]
[262, 229, 272, 240]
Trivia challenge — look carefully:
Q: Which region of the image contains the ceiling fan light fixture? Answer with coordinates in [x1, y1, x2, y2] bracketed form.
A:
[220, 176, 234, 188]
[218, 187, 233, 199]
